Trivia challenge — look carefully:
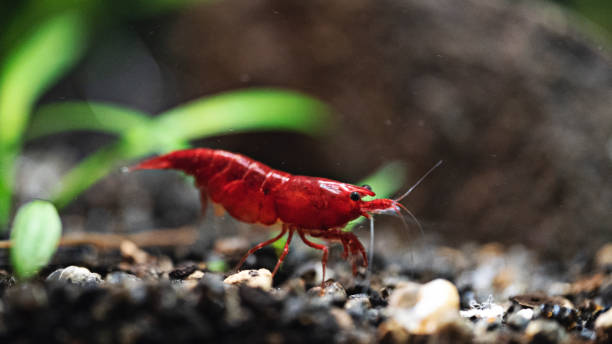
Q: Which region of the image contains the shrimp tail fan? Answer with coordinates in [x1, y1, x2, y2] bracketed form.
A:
[129, 148, 211, 175]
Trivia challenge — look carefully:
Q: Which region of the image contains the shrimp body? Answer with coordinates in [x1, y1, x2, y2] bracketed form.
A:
[132, 148, 401, 283]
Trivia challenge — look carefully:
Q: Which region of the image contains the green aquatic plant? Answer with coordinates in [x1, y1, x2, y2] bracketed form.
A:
[0, 11, 89, 229]
[0, 0, 210, 229]
[10, 200, 62, 279]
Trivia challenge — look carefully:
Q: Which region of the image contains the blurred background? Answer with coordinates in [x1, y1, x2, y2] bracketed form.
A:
[1, 0, 611, 261]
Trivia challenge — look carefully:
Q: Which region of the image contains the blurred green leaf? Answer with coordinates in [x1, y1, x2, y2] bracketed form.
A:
[10, 200, 62, 279]
[51, 142, 142, 209]
[0, 11, 88, 148]
[27, 102, 151, 140]
[558, 0, 612, 39]
[206, 259, 228, 273]
[0, 2, 97, 60]
[0, 0, 201, 56]
[50, 89, 331, 209]
[0, 11, 89, 228]
[0, 0, 207, 229]
[154, 88, 331, 142]
[273, 161, 408, 255]
[0, 151, 16, 230]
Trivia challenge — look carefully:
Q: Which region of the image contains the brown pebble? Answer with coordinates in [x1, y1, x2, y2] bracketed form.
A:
[378, 318, 410, 343]
[120, 240, 151, 264]
[510, 293, 574, 309]
[570, 273, 605, 294]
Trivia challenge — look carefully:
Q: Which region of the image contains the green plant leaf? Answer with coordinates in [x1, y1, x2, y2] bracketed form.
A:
[27, 102, 151, 140]
[153, 88, 332, 142]
[0, 11, 88, 148]
[0, 2, 97, 59]
[0, 150, 17, 230]
[0, 11, 89, 229]
[206, 259, 228, 273]
[51, 142, 136, 209]
[10, 200, 62, 279]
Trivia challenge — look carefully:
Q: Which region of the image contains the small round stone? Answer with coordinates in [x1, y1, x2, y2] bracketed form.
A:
[595, 308, 612, 340]
[388, 281, 421, 309]
[47, 266, 102, 287]
[223, 269, 272, 291]
[525, 319, 568, 343]
[389, 279, 462, 335]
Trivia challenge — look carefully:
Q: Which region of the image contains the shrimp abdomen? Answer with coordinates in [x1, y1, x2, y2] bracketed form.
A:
[133, 149, 283, 225]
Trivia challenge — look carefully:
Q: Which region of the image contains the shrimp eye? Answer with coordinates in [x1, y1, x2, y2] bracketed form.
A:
[350, 191, 361, 201]
[362, 184, 372, 191]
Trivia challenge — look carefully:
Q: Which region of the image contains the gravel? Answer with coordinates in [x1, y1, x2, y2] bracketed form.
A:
[0, 238, 610, 343]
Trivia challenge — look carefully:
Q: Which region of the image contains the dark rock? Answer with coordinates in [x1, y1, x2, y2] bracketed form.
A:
[510, 293, 574, 309]
[0, 270, 16, 297]
[169, 264, 197, 280]
[346, 283, 387, 308]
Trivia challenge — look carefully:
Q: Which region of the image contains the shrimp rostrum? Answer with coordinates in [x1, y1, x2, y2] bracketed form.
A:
[131, 148, 434, 286]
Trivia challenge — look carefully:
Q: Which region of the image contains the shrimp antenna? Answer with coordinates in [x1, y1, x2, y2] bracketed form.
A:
[396, 202, 424, 237]
[394, 160, 443, 202]
[368, 216, 375, 276]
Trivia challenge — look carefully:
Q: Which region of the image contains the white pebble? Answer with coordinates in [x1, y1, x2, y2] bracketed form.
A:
[47, 266, 102, 286]
[517, 308, 534, 320]
[223, 269, 272, 291]
[595, 308, 612, 330]
[388, 281, 421, 308]
[390, 278, 462, 334]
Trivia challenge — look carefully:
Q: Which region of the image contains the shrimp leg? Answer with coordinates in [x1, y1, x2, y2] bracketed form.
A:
[338, 231, 368, 275]
[235, 224, 288, 272]
[272, 227, 294, 276]
[297, 229, 329, 290]
[309, 229, 367, 276]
